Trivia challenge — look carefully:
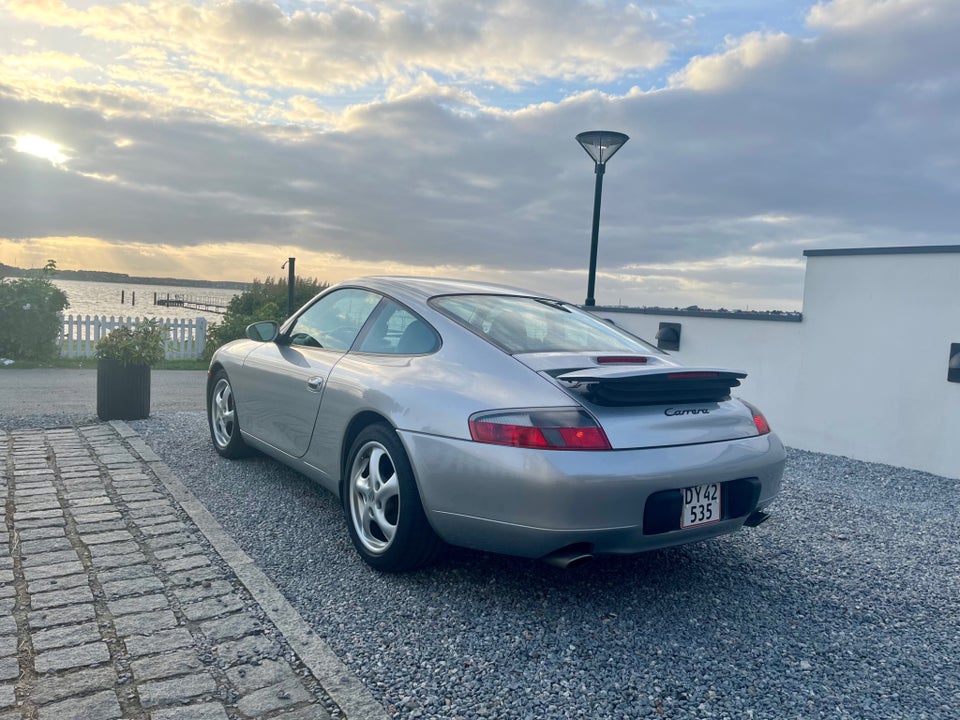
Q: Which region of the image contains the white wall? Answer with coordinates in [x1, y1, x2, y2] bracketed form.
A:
[593, 310, 802, 434]
[591, 247, 960, 480]
[795, 251, 960, 478]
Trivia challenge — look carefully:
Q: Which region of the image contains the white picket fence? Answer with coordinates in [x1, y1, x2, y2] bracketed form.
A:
[59, 315, 208, 360]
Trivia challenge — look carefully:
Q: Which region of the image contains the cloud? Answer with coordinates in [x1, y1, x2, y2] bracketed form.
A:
[669, 32, 796, 91]
[2, 0, 671, 120]
[1, 50, 91, 72]
[807, 0, 931, 30]
[1, 0, 959, 310]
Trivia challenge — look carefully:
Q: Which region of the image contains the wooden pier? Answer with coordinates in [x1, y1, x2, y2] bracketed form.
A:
[153, 293, 229, 314]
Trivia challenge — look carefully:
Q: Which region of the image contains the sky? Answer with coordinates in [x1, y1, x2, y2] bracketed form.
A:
[1, 0, 958, 311]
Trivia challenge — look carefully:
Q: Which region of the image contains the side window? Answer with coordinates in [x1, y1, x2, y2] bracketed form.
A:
[355, 300, 439, 355]
[287, 289, 381, 351]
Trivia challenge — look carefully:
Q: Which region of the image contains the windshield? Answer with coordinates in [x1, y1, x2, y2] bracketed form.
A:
[430, 294, 658, 355]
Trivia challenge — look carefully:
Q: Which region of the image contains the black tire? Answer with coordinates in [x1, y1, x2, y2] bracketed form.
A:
[208, 369, 250, 459]
[342, 423, 441, 572]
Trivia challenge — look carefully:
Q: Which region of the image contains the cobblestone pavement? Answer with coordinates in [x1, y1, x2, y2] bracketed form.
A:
[1, 422, 386, 720]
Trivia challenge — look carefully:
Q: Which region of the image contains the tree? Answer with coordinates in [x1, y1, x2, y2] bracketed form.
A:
[205, 276, 328, 358]
[0, 260, 70, 360]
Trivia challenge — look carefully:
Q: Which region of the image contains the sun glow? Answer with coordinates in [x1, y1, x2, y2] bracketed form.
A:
[13, 134, 68, 165]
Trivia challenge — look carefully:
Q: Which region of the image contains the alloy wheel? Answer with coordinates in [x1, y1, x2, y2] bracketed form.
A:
[349, 441, 401, 554]
[211, 377, 236, 449]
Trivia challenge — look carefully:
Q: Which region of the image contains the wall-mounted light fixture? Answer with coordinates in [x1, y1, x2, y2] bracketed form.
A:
[656, 322, 681, 351]
[949, 343, 960, 383]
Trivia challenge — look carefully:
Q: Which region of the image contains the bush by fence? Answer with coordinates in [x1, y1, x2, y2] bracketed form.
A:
[59, 315, 207, 360]
[0, 272, 70, 361]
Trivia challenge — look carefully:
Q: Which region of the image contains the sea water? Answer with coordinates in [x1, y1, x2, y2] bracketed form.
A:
[51, 279, 240, 324]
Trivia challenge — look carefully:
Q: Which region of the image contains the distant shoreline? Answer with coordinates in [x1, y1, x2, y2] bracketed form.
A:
[0, 264, 248, 291]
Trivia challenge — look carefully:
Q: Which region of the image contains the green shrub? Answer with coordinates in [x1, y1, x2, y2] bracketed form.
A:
[94, 319, 168, 367]
[205, 276, 328, 359]
[0, 260, 70, 361]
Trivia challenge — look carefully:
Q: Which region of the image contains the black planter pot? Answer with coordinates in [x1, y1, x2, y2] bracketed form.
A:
[97, 358, 151, 420]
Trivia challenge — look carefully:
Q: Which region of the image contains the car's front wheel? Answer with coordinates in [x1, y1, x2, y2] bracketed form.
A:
[208, 369, 249, 459]
[343, 423, 441, 572]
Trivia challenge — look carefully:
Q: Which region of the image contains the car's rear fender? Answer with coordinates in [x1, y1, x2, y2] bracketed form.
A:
[302, 336, 579, 483]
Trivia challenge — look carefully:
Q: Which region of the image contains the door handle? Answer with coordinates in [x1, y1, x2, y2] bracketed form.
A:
[306, 376, 324, 392]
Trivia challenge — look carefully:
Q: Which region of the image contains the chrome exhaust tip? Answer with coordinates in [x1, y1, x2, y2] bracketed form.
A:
[743, 510, 770, 527]
[541, 545, 594, 569]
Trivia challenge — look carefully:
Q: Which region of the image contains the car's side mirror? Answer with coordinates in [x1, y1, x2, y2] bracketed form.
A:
[245, 321, 279, 342]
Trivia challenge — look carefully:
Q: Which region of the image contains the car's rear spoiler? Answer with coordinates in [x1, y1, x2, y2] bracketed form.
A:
[556, 366, 747, 406]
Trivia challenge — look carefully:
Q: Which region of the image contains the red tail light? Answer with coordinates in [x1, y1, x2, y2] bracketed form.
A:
[740, 399, 771, 435]
[753, 412, 771, 435]
[597, 356, 648, 364]
[469, 409, 611, 450]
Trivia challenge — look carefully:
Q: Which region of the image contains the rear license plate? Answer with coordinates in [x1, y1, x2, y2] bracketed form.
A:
[680, 483, 721, 529]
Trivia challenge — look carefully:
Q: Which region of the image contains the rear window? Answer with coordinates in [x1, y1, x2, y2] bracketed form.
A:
[430, 294, 657, 355]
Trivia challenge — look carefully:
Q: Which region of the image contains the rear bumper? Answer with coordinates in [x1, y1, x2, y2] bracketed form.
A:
[399, 431, 786, 558]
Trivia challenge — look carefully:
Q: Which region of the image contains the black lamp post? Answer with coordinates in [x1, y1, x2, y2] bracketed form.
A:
[576, 130, 629, 306]
[281, 257, 296, 316]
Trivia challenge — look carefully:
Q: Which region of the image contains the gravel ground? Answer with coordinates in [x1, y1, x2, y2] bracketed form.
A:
[6, 411, 959, 719]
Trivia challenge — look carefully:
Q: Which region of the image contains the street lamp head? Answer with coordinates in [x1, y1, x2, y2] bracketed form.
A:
[576, 130, 629, 166]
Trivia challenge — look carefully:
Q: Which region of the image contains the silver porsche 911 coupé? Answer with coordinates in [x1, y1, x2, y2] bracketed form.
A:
[207, 277, 785, 571]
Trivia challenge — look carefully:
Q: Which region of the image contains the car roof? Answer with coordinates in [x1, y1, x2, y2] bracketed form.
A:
[340, 276, 563, 303]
